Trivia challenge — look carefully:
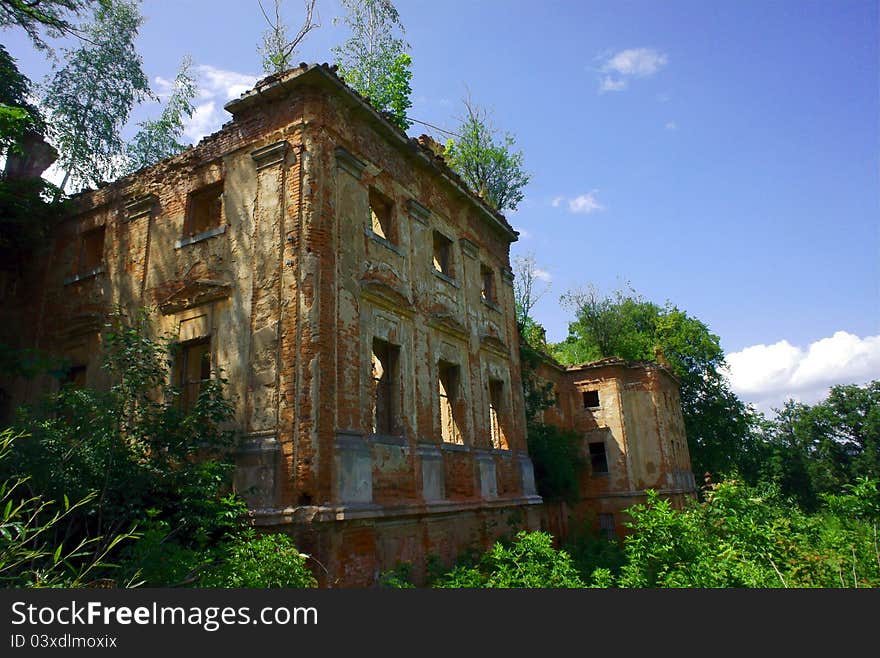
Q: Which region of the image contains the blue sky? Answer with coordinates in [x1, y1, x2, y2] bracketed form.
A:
[4, 0, 878, 413]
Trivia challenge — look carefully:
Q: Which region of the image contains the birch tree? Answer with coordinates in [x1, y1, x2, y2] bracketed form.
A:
[332, 0, 412, 130]
[257, 0, 320, 75]
[42, 0, 151, 193]
[125, 55, 196, 172]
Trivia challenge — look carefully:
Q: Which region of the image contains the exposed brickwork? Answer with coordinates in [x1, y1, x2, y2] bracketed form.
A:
[534, 356, 697, 540]
[1, 65, 542, 587]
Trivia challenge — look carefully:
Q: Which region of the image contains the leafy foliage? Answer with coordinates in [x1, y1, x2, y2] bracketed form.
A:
[760, 382, 880, 510]
[609, 478, 880, 588]
[124, 55, 196, 173]
[0, 0, 95, 51]
[42, 0, 151, 192]
[4, 308, 240, 585]
[526, 422, 584, 503]
[444, 99, 530, 212]
[332, 0, 412, 130]
[433, 531, 585, 588]
[200, 531, 317, 588]
[0, 44, 45, 153]
[0, 429, 136, 587]
[552, 284, 761, 481]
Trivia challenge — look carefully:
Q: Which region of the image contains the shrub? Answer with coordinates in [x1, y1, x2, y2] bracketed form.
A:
[200, 531, 317, 588]
[434, 531, 585, 588]
[0, 429, 136, 587]
[526, 422, 584, 502]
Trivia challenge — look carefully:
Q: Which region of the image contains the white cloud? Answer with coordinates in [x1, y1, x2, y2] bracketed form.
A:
[602, 48, 668, 77]
[195, 65, 258, 101]
[512, 225, 532, 239]
[596, 48, 668, 93]
[184, 101, 218, 143]
[599, 76, 627, 93]
[178, 65, 259, 143]
[725, 331, 880, 414]
[533, 268, 552, 282]
[567, 191, 604, 214]
[153, 75, 174, 99]
[551, 192, 606, 214]
[665, 121, 677, 131]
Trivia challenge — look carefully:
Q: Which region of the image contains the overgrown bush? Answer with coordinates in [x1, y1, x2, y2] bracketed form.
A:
[434, 531, 584, 588]
[563, 516, 626, 584]
[200, 531, 317, 588]
[0, 429, 136, 587]
[526, 422, 584, 502]
[2, 308, 242, 585]
[610, 478, 880, 588]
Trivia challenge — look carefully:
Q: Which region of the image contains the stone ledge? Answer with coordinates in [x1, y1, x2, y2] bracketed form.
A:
[63, 264, 105, 285]
[175, 224, 226, 249]
[249, 495, 543, 526]
[365, 228, 404, 256]
[432, 268, 460, 288]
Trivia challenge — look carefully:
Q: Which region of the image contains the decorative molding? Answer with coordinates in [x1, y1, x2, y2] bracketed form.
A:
[250, 140, 290, 170]
[459, 237, 479, 259]
[406, 199, 430, 224]
[123, 193, 157, 221]
[500, 267, 515, 285]
[428, 309, 468, 340]
[334, 146, 366, 178]
[158, 278, 232, 315]
[60, 312, 105, 339]
[480, 334, 509, 357]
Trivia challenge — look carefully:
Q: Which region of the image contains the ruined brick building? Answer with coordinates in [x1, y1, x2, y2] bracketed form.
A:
[535, 356, 697, 540]
[1, 63, 695, 584]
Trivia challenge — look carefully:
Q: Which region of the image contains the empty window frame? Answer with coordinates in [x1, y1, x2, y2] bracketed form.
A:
[63, 364, 87, 388]
[480, 264, 496, 304]
[372, 338, 399, 435]
[76, 226, 105, 275]
[583, 389, 600, 408]
[598, 513, 616, 541]
[175, 339, 212, 412]
[432, 231, 453, 277]
[185, 183, 223, 236]
[489, 378, 507, 450]
[438, 361, 462, 444]
[369, 188, 396, 243]
[589, 441, 608, 474]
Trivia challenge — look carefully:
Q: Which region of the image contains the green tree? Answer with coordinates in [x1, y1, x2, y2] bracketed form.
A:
[444, 99, 530, 213]
[610, 478, 880, 588]
[763, 382, 880, 509]
[0, 44, 44, 155]
[42, 0, 151, 193]
[125, 55, 196, 173]
[552, 284, 763, 480]
[0, 0, 96, 51]
[332, 0, 412, 130]
[0, 45, 63, 263]
[257, 0, 320, 75]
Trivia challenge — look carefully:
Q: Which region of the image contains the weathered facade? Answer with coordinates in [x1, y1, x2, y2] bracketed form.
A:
[1, 64, 543, 586]
[536, 356, 697, 539]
